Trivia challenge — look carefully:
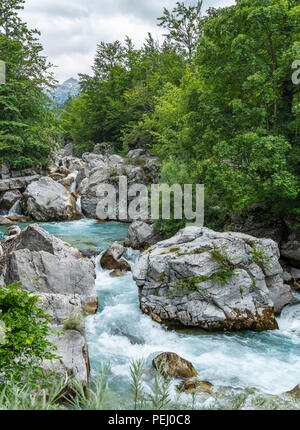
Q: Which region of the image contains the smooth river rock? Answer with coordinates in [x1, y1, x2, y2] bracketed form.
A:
[153, 352, 198, 379]
[21, 176, 76, 221]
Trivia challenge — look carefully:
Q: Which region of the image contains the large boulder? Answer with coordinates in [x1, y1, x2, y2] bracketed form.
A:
[0, 175, 40, 193]
[2, 224, 98, 314]
[126, 149, 146, 159]
[11, 223, 81, 257]
[81, 159, 145, 219]
[93, 143, 113, 156]
[81, 153, 106, 170]
[133, 226, 290, 331]
[4, 249, 97, 313]
[21, 177, 76, 221]
[38, 293, 89, 386]
[125, 221, 161, 250]
[100, 241, 131, 272]
[62, 143, 74, 157]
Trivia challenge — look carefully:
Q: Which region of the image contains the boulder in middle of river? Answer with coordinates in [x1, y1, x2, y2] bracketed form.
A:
[100, 241, 131, 272]
[153, 352, 198, 379]
[133, 226, 291, 331]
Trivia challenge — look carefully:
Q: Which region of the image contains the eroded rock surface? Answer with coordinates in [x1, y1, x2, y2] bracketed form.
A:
[133, 226, 290, 331]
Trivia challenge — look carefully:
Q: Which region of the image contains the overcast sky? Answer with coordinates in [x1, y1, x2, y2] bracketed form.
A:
[20, 0, 235, 83]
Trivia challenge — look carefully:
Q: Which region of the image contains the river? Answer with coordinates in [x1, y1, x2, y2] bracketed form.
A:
[1, 219, 300, 408]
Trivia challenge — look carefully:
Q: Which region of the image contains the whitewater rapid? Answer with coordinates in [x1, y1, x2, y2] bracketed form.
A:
[86, 245, 300, 400]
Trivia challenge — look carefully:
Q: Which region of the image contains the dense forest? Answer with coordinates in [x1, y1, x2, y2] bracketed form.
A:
[1, 0, 300, 232]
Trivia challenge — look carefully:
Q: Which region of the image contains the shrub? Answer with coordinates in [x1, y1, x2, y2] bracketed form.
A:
[0, 283, 59, 388]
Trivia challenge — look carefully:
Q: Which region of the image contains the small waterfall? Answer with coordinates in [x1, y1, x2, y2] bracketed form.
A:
[65, 170, 78, 194]
[8, 200, 23, 216]
[76, 196, 82, 215]
[278, 302, 300, 333]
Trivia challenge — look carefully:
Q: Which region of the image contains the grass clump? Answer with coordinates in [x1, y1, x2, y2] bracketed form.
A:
[251, 244, 270, 269]
[63, 312, 84, 330]
[169, 247, 181, 253]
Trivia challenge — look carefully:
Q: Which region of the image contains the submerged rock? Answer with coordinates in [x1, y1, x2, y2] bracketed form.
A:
[125, 221, 161, 250]
[133, 226, 287, 331]
[21, 177, 76, 221]
[153, 352, 198, 379]
[100, 241, 131, 272]
[177, 379, 213, 394]
[110, 269, 125, 278]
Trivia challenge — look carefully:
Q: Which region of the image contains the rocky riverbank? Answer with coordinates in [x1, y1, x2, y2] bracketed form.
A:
[0, 224, 98, 387]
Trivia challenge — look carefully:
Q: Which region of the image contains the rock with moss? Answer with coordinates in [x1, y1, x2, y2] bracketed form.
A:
[133, 226, 290, 331]
[153, 352, 198, 379]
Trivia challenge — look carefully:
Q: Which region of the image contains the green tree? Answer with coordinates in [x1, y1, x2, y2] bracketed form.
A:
[0, 0, 57, 169]
[158, 1, 203, 63]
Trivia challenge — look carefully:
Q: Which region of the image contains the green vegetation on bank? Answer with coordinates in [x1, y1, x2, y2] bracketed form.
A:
[1, 0, 299, 231]
[0, 283, 58, 388]
[60, 0, 300, 234]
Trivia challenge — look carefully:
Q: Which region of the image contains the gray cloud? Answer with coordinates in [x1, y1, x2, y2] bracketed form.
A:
[20, 0, 235, 82]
